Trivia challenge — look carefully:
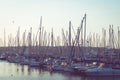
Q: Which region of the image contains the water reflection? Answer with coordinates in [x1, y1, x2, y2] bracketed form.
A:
[84, 76, 120, 80]
[0, 60, 120, 80]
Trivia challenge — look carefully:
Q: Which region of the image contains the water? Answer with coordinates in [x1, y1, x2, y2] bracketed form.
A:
[0, 60, 119, 80]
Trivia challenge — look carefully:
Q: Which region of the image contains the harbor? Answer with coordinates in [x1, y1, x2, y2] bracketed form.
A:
[0, 0, 120, 80]
[0, 60, 120, 80]
[0, 14, 120, 79]
[0, 13, 119, 80]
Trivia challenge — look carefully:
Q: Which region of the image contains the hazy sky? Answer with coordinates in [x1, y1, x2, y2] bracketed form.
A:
[0, 0, 120, 43]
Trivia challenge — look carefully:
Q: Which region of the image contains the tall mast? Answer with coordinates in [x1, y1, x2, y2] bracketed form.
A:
[17, 27, 20, 54]
[111, 25, 115, 49]
[39, 16, 42, 54]
[39, 16, 42, 46]
[81, 19, 83, 47]
[69, 21, 71, 46]
[51, 28, 53, 47]
[68, 21, 72, 63]
[21, 30, 26, 55]
[118, 27, 120, 49]
[102, 28, 106, 47]
[84, 14, 86, 47]
[28, 27, 32, 55]
[109, 25, 111, 48]
[4, 27, 6, 47]
[23, 30, 26, 47]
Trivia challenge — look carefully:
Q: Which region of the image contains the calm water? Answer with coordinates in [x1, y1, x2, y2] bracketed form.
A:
[0, 60, 119, 80]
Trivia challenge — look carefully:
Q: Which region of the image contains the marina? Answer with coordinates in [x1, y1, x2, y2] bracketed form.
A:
[0, 14, 120, 79]
[0, 60, 120, 80]
[0, 0, 120, 79]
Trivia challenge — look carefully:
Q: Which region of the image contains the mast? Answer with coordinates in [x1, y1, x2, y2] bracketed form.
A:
[102, 28, 106, 47]
[28, 27, 32, 55]
[69, 21, 71, 46]
[23, 30, 26, 47]
[84, 14, 86, 47]
[51, 28, 53, 47]
[111, 25, 115, 49]
[21, 30, 26, 55]
[4, 27, 6, 53]
[4, 27, 6, 47]
[76, 27, 80, 46]
[118, 27, 120, 49]
[109, 25, 112, 48]
[68, 21, 72, 63]
[39, 16, 42, 54]
[17, 27, 20, 54]
[81, 19, 83, 47]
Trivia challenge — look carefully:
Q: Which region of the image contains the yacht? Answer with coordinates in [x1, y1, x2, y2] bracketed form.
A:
[84, 63, 120, 76]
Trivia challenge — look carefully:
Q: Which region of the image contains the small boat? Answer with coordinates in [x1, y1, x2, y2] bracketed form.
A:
[84, 63, 120, 76]
[71, 63, 88, 73]
[85, 67, 120, 76]
[29, 60, 40, 67]
[0, 53, 6, 60]
[52, 64, 65, 71]
[21, 58, 29, 65]
[63, 65, 74, 72]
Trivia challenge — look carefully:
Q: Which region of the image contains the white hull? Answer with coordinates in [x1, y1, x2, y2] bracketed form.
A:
[29, 61, 40, 67]
[85, 68, 120, 76]
[52, 65, 64, 71]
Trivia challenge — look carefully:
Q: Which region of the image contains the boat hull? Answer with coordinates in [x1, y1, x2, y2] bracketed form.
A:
[85, 68, 120, 76]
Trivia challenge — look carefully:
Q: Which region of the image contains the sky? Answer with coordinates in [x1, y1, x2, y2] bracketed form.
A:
[0, 0, 120, 45]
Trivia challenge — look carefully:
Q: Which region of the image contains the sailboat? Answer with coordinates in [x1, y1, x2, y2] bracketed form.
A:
[84, 63, 120, 76]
